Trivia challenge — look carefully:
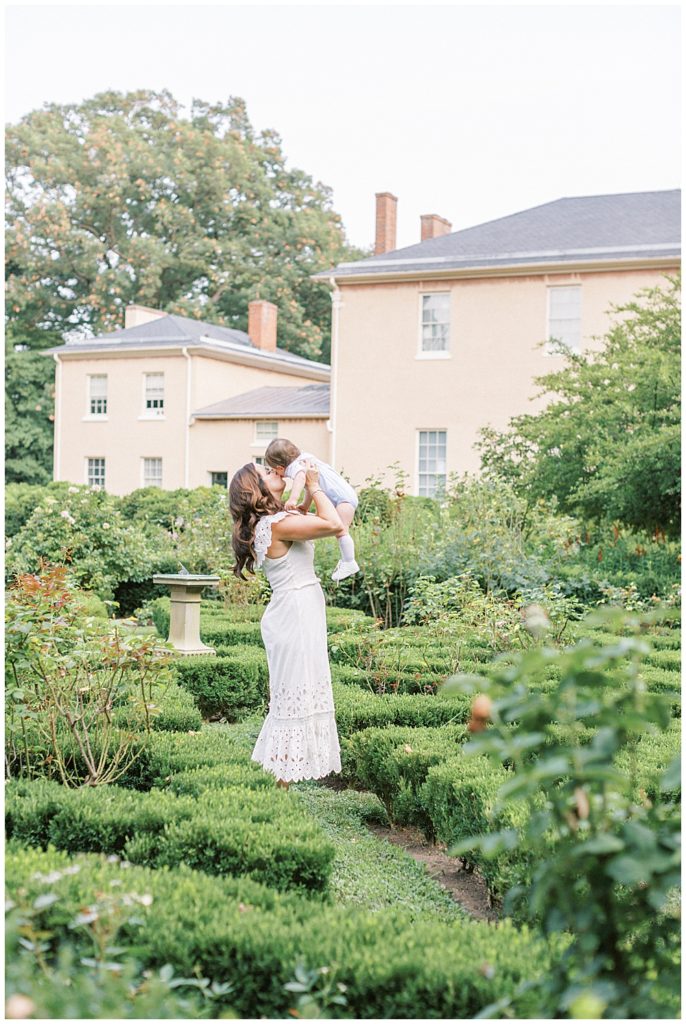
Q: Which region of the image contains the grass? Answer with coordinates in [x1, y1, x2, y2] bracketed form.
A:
[292, 782, 465, 922]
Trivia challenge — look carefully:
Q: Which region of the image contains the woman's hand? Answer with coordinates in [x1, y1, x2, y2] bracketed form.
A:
[304, 461, 320, 491]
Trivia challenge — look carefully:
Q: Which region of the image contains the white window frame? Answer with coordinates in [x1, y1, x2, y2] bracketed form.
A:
[254, 421, 279, 443]
[86, 457, 106, 490]
[142, 457, 163, 488]
[416, 429, 448, 497]
[253, 456, 265, 466]
[84, 374, 108, 420]
[417, 292, 452, 360]
[209, 471, 228, 488]
[140, 372, 165, 419]
[545, 284, 582, 356]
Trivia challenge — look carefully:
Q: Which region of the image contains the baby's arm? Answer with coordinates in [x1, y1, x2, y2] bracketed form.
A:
[297, 484, 313, 512]
[285, 469, 307, 510]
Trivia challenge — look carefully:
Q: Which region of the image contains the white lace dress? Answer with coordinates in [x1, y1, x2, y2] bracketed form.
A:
[250, 511, 342, 783]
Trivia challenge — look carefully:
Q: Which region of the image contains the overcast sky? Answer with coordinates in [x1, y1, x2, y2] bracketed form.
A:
[4, 2, 681, 250]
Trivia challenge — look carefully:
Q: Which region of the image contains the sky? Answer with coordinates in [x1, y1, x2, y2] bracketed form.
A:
[4, 2, 682, 250]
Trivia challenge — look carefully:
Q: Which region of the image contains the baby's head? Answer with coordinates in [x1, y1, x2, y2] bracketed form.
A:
[264, 438, 301, 477]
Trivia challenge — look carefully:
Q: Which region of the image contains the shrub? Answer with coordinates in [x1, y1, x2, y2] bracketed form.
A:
[112, 682, 203, 733]
[4, 485, 172, 603]
[172, 650, 268, 720]
[332, 682, 471, 737]
[342, 724, 467, 829]
[440, 606, 680, 1018]
[420, 755, 534, 906]
[5, 845, 557, 1019]
[6, 778, 334, 893]
[5, 566, 174, 786]
[154, 763, 276, 795]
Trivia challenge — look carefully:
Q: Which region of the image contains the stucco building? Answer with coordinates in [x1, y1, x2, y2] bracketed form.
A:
[45, 301, 330, 495]
[45, 189, 679, 496]
[318, 189, 680, 494]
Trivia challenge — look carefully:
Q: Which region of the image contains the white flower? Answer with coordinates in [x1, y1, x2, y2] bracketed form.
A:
[68, 486, 79, 494]
[102, 523, 110, 530]
[138, 893, 153, 906]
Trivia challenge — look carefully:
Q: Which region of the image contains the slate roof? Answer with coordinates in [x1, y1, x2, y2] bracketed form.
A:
[43, 312, 330, 374]
[193, 384, 330, 419]
[316, 190, 681, 280]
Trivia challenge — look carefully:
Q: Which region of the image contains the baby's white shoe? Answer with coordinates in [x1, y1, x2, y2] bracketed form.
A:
[331, 559, 360, 582]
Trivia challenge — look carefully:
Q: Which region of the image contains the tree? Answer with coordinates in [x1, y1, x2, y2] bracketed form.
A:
[5, 350, 55, 484]
[5, 89, 364, 361]
[477, 277, 681, 535]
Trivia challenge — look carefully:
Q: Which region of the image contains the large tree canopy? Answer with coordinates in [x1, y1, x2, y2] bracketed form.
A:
[6, 89, 363, 360]
[477, 277, 681, 536]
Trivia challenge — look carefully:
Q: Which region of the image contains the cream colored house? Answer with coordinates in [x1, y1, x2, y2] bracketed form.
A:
[316, 189, 680, 494]
[45, 189, 679, 496]
[44, 301, 330, 495]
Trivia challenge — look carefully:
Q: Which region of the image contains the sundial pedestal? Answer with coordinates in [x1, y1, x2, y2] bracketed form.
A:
[152, 574, 221, 656]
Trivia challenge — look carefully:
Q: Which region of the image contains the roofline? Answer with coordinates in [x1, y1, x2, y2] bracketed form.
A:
[313, 254, 680, 285]
[45, 341, 330, 380]
[192, 411, 329, 421]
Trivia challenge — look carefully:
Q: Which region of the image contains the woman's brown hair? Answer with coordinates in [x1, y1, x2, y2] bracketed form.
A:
[229, 463, 284, 578]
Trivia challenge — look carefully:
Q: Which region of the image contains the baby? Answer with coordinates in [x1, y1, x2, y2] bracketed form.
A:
[264, 438, 359, 582]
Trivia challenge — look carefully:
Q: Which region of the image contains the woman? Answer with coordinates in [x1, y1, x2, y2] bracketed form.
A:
[229, 460, 343, 789]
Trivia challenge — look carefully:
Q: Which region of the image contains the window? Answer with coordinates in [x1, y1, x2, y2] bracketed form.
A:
[253, 456, 265, 466]
[144, 373, 165, 416]
[547, 286, 581, 353]
[210, 471, 228, 488]
[88, 374, 108, 416]
[87, 457, 106, 490]
[418, 430, 447, 497]
[420, 293, 450, 353]
[254, 421, 279, 442]
[143, 457, 163, 488]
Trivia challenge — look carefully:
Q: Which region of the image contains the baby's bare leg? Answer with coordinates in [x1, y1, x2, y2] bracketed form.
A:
[335, 501, 355, 537]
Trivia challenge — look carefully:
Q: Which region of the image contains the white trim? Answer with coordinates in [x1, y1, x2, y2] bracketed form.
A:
[141, 456, 163, 489]
[545, 283, 582, 356]
[334, 242, 681, 270]
[48, 342, 330, 381]
[417, 291, 451, 357]
[315, 255, 678, 285]
[415, 428, 448, 498]
[182, 348, 191, 488]
[329, 279, 342, 467]
[253, 420, 280, 443]
[142, 370, 165, 417]
[85, 456, 106, 490]
[52, 355, 62, 480]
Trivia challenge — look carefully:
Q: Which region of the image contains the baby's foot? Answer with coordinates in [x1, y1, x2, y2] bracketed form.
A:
[331, 559, 360, 582]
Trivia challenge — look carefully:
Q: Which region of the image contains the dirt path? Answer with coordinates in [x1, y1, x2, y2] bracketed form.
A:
[367, 820, 498, 921]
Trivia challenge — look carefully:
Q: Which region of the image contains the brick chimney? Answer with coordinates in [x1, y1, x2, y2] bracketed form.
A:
[248, 300, 278, 352]
[420, 214, 452, 242]
[124, 304, 168, 329]
[375, 192, 398, 255]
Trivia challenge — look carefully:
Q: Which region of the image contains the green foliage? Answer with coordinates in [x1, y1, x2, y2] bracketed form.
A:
[4, 350, 56, 484]
[172, 649, 268, 720]
[6, 845, 555, 1019]
[292, 786, 463, 921]
[478, 277, 681, 535]
[6, 89, 365, 362]
[6, 875, 233, 1019]
[5, 566, 174, 786]
[332, 682, 470, 736]
[5, 484, 173, 602]
[7, 776, 334, 893]
[112, 681, 202, 733]
[342, 724, 467, 828]
[441, 606, 680, 1019]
